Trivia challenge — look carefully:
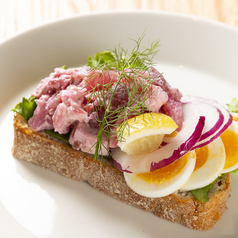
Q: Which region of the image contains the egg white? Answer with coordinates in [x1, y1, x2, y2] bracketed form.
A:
[181, 136, 226, 191]
[123, 151, 196, 198]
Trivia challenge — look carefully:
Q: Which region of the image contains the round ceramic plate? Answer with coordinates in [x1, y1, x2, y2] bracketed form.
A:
[0, 10, 238, 238]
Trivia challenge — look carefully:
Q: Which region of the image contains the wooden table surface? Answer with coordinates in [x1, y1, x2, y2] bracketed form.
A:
[1, 0, 238, 43]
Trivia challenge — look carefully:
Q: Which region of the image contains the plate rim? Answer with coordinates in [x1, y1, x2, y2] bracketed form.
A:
[1, 9, 238, 47]
[1, 9, 238, 238]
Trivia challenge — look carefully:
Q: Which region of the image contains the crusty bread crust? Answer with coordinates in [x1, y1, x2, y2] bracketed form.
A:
[12, 113, 231, 230]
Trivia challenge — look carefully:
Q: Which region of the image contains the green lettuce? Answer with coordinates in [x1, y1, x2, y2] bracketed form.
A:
[12, 96, 70, 144]
[44, 129, 70, 144]
[190, 177, 221, 203]
[12, 96, 37, 121]
[230, 168, 238, 173]
[227, 98, 238, 113]
[191, 167, 238, 202]
[87, 51, 117, 69]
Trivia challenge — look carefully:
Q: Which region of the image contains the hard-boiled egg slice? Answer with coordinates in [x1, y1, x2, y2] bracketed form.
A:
[221, 119, 238, 173]
[123, 151, 196, 198]
[181, 136, 226, 191]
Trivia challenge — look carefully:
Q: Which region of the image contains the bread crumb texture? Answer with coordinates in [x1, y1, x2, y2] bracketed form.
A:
[12, 113, 231, 231]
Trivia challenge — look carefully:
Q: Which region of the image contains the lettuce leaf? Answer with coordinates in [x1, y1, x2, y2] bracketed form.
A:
[12, 96, 37, 121]
[12, 96, 70, 143]
[44, 129, 70, 144]
[190, 176, 221, 203]
[227, 98, 238, 113]
[87, 51, 117, 69]
[230, 168, 238, 174]
[191, 168, 238, 202]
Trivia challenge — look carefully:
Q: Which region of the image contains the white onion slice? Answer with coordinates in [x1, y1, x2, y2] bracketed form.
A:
[111, 103, 205, 173]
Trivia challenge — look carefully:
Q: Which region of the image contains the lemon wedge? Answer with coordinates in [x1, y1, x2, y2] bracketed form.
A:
[117, 113, 178, 155]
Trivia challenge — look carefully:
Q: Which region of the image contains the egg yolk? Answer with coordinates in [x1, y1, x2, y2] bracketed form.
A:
[232, 116, 238, 123]
[220, 129, 238, 169]
[136, 152, 192, 184]
[194, 145, 208, 171]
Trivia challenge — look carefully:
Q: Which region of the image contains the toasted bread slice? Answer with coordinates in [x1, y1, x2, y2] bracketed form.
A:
[12, 113, 231, 230]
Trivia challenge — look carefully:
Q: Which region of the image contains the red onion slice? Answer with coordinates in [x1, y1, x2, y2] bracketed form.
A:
[111, 103, 205, 173]
[182, 96, 232, 149]
[197, 106, 224, 141]
[193, 113, 232, 149]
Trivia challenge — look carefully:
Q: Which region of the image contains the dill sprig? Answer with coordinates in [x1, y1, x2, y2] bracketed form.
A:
[86, 34, 160, 161]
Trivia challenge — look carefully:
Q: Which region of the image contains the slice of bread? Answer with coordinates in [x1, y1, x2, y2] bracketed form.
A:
[12, 113, 231, 230]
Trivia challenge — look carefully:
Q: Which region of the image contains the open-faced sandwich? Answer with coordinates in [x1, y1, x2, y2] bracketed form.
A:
[12, 35, 238, 230]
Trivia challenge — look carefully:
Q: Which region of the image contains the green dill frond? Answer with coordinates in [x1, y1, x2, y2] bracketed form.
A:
[86, 34, 161, 161]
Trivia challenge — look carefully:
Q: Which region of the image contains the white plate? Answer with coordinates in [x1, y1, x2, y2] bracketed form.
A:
[0, 10, 238, 238]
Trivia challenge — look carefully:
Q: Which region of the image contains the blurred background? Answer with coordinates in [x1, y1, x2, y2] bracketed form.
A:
[1, 0, 238, 43]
